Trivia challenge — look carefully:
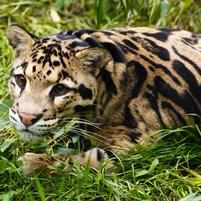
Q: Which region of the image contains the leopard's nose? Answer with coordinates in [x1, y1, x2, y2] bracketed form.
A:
[18, 112, 42, 126]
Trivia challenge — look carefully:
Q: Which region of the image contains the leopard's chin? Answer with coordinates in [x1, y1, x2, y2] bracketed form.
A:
[18, 131, 45, 144]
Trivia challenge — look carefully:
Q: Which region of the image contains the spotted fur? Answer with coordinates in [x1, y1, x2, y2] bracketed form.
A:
[6, 26, 201, 174]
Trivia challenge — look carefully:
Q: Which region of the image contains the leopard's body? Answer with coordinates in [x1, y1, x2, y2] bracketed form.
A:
[7, 26, 201, 174]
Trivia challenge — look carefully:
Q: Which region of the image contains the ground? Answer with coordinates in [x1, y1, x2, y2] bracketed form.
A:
[0, 0, 201, 200]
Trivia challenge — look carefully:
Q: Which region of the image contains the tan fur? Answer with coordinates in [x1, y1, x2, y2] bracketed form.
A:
[7, 26, 201, 174]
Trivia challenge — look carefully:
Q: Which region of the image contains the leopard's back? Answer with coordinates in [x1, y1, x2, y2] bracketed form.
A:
[67, 27, 201, 134]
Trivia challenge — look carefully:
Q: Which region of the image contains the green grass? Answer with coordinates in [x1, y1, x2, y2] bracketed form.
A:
[1, 0, 201, 200]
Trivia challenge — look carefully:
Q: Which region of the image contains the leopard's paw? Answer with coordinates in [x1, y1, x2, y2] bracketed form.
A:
[19, 153, 60, 175]
[71, 147, 113, 170]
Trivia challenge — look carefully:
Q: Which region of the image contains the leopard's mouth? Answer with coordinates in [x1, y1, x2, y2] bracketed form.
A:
[17, 125, 59, 143]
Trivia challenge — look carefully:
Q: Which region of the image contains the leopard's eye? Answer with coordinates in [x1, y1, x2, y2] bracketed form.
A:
[50, 84, 70, 98]
[14, 74, 26, 89]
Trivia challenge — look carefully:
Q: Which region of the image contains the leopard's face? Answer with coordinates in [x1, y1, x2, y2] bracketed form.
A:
[7, 26, 109, 143]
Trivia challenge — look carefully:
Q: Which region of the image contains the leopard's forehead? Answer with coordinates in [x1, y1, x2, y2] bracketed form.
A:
[14, 35, 90, 83]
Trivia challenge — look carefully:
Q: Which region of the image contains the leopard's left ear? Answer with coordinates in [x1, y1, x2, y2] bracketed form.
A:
[76, 47, 112, 73]
[6, 25, 37, 49]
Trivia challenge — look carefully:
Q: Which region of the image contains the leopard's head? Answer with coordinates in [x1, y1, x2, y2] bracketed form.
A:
[6, 25, 111, 143]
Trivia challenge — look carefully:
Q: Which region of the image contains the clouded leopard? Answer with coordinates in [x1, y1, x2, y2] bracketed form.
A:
[6, 25, 201, 174]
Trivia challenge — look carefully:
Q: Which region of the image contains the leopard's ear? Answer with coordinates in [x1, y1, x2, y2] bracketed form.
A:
[6, 25, 36, 49]
[76, 47, 112, 73]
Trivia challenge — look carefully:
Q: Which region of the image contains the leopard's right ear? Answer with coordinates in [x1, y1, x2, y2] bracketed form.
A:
[6, 25, 37, 49]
